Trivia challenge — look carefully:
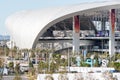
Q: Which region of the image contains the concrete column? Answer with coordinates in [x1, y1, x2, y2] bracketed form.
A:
[109, 9, 115, 57]
[73, 15, 80, 55]
[52, 42, 54, 50]
[101, 18, 106, 31]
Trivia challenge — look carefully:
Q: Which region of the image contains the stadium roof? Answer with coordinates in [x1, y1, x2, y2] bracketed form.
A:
[5, 1, 120, 49]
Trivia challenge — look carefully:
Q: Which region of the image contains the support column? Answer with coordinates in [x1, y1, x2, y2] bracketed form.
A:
[101, 18, 106, 31]
[73, 15, 80, 55]
[109, 9, 115, 57]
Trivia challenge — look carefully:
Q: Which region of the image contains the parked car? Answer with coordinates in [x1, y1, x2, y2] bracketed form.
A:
[20, 66, 29, 72]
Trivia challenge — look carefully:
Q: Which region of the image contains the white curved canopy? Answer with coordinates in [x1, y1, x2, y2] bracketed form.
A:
[5, 1, 120, 49]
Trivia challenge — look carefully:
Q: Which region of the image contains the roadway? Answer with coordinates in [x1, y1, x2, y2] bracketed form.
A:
[2, 75, 28, 80]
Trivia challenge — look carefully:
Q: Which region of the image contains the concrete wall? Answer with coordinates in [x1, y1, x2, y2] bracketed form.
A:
[37, 73, 120, 80]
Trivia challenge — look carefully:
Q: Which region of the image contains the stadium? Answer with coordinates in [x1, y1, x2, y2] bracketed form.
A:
[5, 1, 120, 57]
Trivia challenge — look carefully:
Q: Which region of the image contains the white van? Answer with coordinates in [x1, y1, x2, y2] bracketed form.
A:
[3, 68, 8, 75]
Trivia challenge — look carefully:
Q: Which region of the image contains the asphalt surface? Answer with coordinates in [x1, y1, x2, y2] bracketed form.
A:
[2, 75, 28, 80]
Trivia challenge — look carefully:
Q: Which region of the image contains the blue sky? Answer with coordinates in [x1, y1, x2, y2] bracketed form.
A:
[0, 0, 105, 35]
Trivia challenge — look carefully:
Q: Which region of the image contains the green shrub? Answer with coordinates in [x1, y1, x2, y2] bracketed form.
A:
[81, 61, 90, 67]
[114, 62, 120, 71]
[108, 62, 120, 71]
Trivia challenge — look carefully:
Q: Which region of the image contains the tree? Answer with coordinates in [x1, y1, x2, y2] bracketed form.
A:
[13, 74, 22, 80]
[52, 53, 61, 72]
[115, 53, 120, 60]
[9, 62, 14, 70]
[38, 61, 47, 73]
[52, 53, 61, 64]
[30, 50, 35, 58]
[59, 58, 68, 73]
[0, 59, 3, 80]
[0, 47, 3, 56]
[5, 47, 10, 56]
[0, 59, 3, 68]
[29, 67, 35, 76]
[29, 60, 33, 68]
[86, 52, 91, 58]
[28, 67, 36, 80]
[17, 50, 22, 59]
[11, 46, 18, 58]
[94, 54, 100, 67]
[14, 63, 20, 74]
[94, 59, 99, 67]
[50, 61, 56, 73]
[71, 57, 76, 65]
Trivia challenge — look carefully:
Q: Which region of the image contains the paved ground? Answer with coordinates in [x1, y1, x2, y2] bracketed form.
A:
[2, 75, 28, 80]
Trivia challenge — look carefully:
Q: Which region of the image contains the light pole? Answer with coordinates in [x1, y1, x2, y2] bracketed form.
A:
[68, 47, 70, 72]
[90, 55, 94, 67]
[3, 34, 7, 68]
[48, 49, 52, 72]
[48, 52, 50, 72]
